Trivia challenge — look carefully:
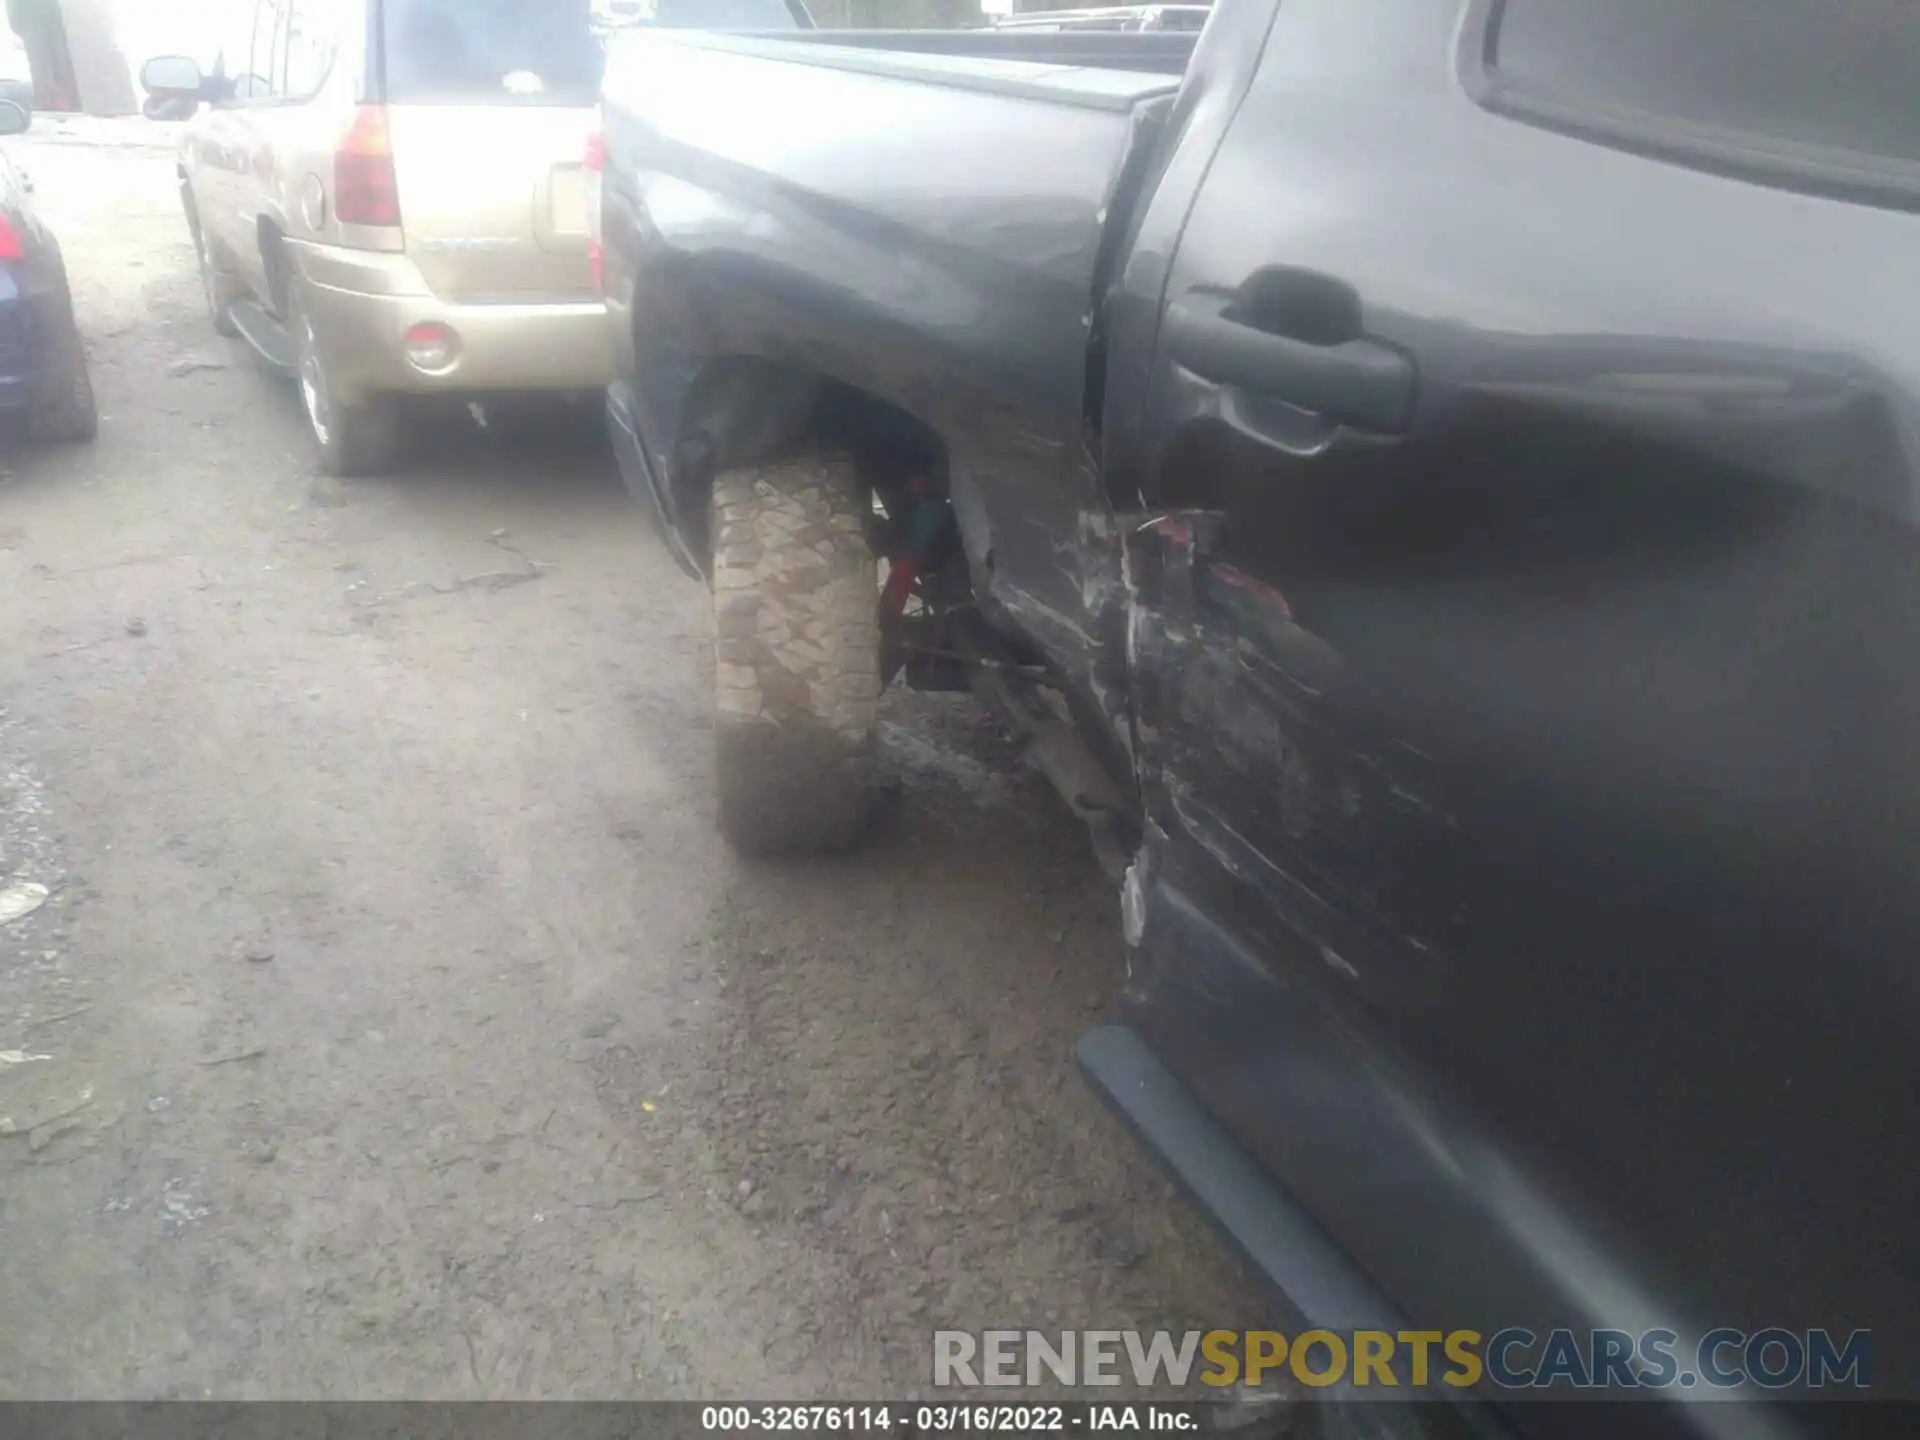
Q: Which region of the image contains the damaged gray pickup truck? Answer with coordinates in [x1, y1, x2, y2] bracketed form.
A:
[600, 0, 1920, 1432]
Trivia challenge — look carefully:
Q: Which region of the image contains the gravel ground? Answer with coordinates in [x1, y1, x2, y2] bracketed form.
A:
[0, 134, 1260, 1399]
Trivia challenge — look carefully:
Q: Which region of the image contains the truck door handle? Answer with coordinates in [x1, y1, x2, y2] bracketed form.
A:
[1166, 292, 1415, 435]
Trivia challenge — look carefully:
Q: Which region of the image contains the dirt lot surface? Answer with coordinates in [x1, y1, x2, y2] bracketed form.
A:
[0, 133, 1260, 1398]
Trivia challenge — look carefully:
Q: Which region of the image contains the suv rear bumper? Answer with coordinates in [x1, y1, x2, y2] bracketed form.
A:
[290, 240, 613, 397]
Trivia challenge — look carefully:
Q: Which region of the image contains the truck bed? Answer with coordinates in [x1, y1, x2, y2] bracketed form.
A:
[609, 27, 1187, 109]
[774, 27, 1197, 77]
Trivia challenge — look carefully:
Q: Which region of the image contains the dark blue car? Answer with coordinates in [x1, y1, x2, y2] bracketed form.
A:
[0, 98, 95, 443]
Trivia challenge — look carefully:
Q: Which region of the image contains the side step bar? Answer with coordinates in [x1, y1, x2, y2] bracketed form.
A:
[227, 299, 297, 377]
[1077, 1024, 1517, 1436]
[1077, 1022, 1407, 1332]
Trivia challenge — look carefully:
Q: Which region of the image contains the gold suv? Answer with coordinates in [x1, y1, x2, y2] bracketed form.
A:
[142, 0, 610, 474]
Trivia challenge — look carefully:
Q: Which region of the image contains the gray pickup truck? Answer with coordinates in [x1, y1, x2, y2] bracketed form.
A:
[600, 0, 1920, 1432]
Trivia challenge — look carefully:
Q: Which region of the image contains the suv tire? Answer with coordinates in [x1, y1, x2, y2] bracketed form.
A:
[184, 194, 241, 339]
[289, 280, 397, 477]
[196, 229, 241, 339]
[711, 451, 880, 854]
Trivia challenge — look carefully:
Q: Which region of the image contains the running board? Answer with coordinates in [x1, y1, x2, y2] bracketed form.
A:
[228, 299, 296, 377]
[1077, 1023, 1410, 1333]
[1078, 1024, 1525, 1435]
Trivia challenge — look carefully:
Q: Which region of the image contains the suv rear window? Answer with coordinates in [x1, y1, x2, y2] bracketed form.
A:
[382, 0, 601, 105]
[1490, 0, 1920, 168]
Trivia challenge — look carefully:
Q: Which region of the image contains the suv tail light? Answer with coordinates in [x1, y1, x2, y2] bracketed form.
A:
[585, 117, 605, 293]
[0, 214, 21, 262]
[335, 106, 401, 230]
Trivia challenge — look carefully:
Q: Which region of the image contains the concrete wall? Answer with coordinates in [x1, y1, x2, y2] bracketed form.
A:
[60, 0, 134, 113]
[5, 0, 135, 114]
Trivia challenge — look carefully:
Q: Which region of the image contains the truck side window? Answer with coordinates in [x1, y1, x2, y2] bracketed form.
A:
[1489, 0, 1920, 167]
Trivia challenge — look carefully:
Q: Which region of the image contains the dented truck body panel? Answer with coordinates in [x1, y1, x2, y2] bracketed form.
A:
[599, 29, 1183, 627]
[605, 0, 1920, 1428]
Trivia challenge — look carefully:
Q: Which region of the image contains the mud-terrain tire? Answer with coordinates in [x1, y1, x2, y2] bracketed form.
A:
[711, 451, 879, 854]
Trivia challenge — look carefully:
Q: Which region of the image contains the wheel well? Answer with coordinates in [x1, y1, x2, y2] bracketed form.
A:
[669, 356, 951, 572]
[258, 219, 292, 315]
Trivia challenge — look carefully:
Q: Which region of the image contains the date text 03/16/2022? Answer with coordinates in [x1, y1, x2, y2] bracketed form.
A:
[701, 1406, 1198, 1432]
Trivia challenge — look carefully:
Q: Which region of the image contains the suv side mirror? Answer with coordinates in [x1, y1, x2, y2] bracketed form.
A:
[141, 54, 207, 99]
[0, 99, 28, 137]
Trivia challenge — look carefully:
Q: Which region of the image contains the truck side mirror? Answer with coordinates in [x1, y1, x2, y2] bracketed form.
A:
[0, 99, 29, 137]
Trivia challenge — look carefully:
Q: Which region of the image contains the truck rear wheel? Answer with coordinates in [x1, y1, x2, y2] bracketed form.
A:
[710, 451, 879, 853]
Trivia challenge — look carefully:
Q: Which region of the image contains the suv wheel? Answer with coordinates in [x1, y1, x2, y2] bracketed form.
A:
[195, 228, 241, 339]
[184, 195, 241, 339]
[289, 281, 397, 477]
[711, 450, 880, 853]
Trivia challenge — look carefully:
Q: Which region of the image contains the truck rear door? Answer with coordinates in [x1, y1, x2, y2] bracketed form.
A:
[1123, 0, 1920, 1420]
[377, 0, 601, 301]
